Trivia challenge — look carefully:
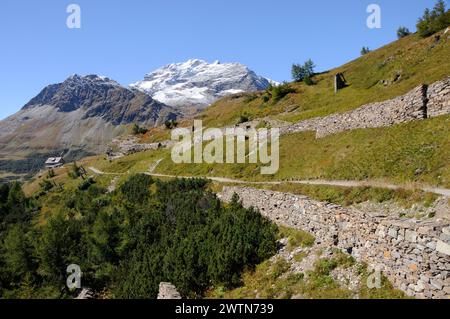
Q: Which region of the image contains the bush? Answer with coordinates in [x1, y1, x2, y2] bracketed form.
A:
[237, 114, 249, 124]
[243, 94, 258, 103]
[164, 119, 178, 130]
[417, 0, 450, 38]
[68, 162, 85, 179]
[132, 124, 148, 135]
[119, 174, 154, 202]
[314, 258, 338, 276]
[304, 74, 314, 86]
[270, 258, 291, 279]
[271, 82, 296, 103]
[39, 179, 54, 192]
[397, 26, 411, 39]
[46, 169, 56, 179]
[78, 177, 95, 191]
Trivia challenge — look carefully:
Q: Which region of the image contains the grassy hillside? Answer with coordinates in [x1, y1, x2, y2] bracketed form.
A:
[199, 30, 450, 127]
[46, 29, 450, 207]
[152, 115, 450, 188]
[52, 114, 447, 219]
[70, 116, 449, 197]
[20, 27, 450, 214]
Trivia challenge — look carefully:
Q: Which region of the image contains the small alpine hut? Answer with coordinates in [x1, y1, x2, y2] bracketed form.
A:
[45, 157, 64, 169]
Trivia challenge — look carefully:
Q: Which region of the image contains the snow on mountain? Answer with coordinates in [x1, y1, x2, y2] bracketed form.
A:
[0, 60, 277, 162]
[130, 59, 276, 110]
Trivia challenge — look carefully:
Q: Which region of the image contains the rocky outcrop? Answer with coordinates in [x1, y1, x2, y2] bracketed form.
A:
[282, 77, 450, 138]
[157, 282, 182, 299]
[219, 187, 450, 299]
[75, 288, 94, 299]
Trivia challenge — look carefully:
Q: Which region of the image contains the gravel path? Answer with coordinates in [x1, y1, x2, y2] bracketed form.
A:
[87, 166, 450, 197]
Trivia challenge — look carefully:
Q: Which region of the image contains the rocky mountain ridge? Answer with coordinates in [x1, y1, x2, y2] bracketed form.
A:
[0, 74, 177, 156]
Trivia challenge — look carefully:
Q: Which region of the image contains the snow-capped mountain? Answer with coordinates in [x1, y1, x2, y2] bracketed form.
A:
[130, 59, 275, 111]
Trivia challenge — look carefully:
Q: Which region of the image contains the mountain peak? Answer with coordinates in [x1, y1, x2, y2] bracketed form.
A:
[65, 74, 120, 86]
[22, 74, 122, 111]
[22, 74, 154, 114]
[130, 59, 275, 110]
[2, 74, 177, 156]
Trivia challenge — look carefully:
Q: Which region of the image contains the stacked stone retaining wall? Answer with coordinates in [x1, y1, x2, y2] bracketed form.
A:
[282, 77, 450, 138]
[219, 186, 450, 299]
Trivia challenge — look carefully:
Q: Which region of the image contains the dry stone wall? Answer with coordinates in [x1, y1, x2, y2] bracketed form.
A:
[219, 186, 450, 299]
[282, 77, 450, 138]
[427, 77, 450, 117]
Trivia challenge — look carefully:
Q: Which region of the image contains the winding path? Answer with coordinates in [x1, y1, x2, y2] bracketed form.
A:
[88, 167, 450, 197]
[88, 167, 122, 175]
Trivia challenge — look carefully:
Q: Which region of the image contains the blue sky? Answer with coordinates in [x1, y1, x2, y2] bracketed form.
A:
[0, 0, 442, 119]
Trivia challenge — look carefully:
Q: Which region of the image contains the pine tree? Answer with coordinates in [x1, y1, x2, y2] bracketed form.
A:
[291, 59, 315, 82]
[3, 225, 32, 277]
[5, 182, 28, 223]
[361, 47, 371, 55]
[417, 0, 450, 38]
[303, 59, 316, 76]
[291, 63, 304, 82]
[397, 26, 411, 39]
